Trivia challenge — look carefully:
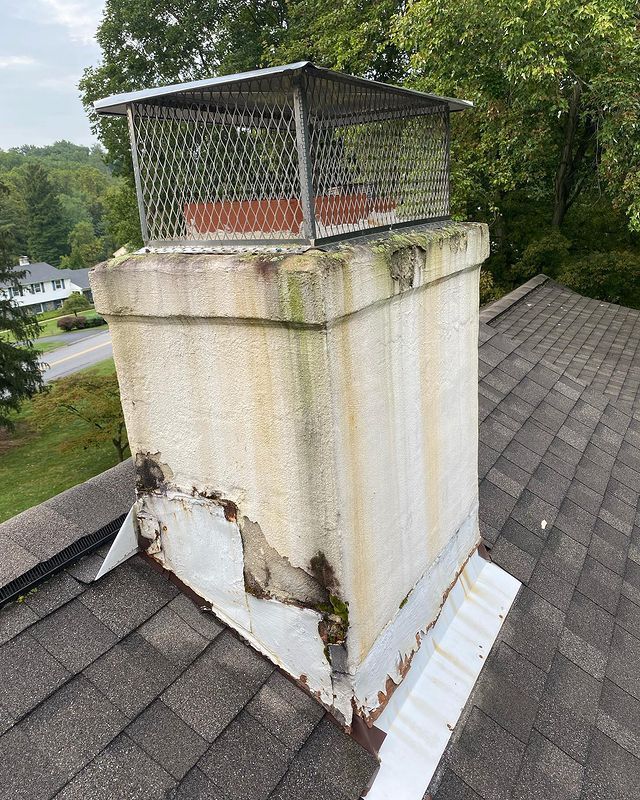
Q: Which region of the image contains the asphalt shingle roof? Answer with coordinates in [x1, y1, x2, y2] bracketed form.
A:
[1, 273, 639, 800]
[0, 550, 376, 800]
[429, 276, 640, 799]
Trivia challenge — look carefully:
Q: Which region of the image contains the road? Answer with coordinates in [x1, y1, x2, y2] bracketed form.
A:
[40, 330, 113, 382]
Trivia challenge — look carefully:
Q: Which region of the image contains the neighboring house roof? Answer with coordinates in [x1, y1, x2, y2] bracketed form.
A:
[0, 274, 639, 799]
[0, 262, 91, 291]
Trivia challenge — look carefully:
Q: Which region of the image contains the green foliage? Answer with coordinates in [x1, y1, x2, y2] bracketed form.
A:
[479, 268, 498, 306]
[512, 232, 572, 283]
[0, 359, 120, 522]
[0, 261, 43, 428]
[60, 292, 91, 317]
[0, 141, 120, 267]
[103, 180, 143, 250]
[272, 0, 405, 80]
[559, 251, 640, 309]
[59, 220, 109, 269]
[23, 163, 68, 266]
[31, 371, 130, 462]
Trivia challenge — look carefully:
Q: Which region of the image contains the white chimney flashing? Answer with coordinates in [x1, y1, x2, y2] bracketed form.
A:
[91, 222, 490, 724]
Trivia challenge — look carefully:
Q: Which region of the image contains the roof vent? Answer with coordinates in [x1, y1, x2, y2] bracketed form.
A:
[94, 62, 471, 249]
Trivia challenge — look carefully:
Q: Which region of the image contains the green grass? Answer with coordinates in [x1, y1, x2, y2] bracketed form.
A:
[0, 357, 120, 523]
[33, 340, 67, 355]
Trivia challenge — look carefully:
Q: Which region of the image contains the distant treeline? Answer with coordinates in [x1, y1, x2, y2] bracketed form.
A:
[0, 140, 134, 269]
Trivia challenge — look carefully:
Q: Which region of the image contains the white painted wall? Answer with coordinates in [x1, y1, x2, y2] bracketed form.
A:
[91, 222, 489, 721]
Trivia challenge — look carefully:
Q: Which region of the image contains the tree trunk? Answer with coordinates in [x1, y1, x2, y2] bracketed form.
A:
[553, 81, 582, 229]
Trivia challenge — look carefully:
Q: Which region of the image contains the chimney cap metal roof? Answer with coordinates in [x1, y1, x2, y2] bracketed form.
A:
[93, 61, 473, 116]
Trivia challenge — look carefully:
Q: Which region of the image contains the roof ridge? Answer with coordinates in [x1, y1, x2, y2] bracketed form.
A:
[480, 274, 550, 324]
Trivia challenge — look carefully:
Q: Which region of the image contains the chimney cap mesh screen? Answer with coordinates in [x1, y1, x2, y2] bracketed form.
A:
[96, 63, 470, 247]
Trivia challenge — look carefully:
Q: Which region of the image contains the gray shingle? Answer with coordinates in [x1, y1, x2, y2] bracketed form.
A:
[0, 533, 38, 587]
[287, 717, 378, 800]
[84, 632, 179, 717]
[540, 529, 588, 585]
[19, 675, 126, 775]
[511, 730, 583, 800]
[126, 699, 208, 780]
[596, 679, 640, 759]
[79, 558, 177, 635]
[582, 729, 640, 800]
[558, 591, 614, 680]
[431, 769, 483, 800]
[24, 571, 82, 617]
[606, 625, 640, 701]
[170, 768, 227, 800]
[528, 563, 574, 613]
[167, 593, 225, 640]
[534, 653, 601, 763]
[445, 707, 525, 800]
[199, 710, 293, 800]
[0, 631, 69, 718]
[553, 499, 596, 546]
[162, 632, 273, 742]
[138, 605, 210, 667]
[30, 599, 117, 672]
[0, 600, 38, 646]
[578, 557, 623, 614]
[0, 723, 68, 800]
[501, 589, 565, 672]
[246, 670, 324, 750]
[53, 734, 176, 800]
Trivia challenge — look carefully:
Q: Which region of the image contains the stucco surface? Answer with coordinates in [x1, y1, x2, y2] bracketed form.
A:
[91, 222, 488, 718]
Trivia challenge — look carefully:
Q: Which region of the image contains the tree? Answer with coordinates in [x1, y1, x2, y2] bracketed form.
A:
[31, 372, 130, 461]
[0, 257, 43, 428]
[394, 0, 640, 232]
[23, 162, 68, 265]
[272, 0, 405, 81]
[59, 220, 108, 269]
[60, 292, 91, 317]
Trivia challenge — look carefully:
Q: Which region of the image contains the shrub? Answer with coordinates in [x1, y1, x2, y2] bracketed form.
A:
[56, 316, 77, 331]
[559, 251, 640, 309]
[83, 316, 106, 328]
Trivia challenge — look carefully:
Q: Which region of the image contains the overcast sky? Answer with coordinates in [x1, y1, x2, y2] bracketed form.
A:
[0, 0, 104, 149]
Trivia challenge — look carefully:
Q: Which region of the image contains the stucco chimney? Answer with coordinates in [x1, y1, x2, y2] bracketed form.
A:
[91, 63, 488, 726]
[91, 224, 488, 723]
[19, 255, 30, 266]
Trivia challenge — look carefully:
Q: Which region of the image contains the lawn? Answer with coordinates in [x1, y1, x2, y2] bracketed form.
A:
[0, 357, 121, 523]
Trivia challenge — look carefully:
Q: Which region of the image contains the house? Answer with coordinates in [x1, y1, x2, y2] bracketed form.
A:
[0, 256, 93, 314]
[0, 273, 638, 800]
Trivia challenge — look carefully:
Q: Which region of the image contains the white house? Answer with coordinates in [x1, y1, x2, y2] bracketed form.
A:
[0, 256, 93, 314]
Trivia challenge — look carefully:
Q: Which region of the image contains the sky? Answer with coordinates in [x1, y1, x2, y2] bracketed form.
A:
[0, 0, 104, 149]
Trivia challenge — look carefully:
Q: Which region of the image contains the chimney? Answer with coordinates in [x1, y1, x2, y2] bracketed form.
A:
[91, 64, 488, 725]
[19, 255, 30, 266]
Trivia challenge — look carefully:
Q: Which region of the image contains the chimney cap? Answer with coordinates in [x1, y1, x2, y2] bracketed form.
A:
[93, 62, 473, 117]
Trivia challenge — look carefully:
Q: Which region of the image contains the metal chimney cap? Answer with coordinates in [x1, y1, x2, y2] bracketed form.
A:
[93, 61, 473, 116]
